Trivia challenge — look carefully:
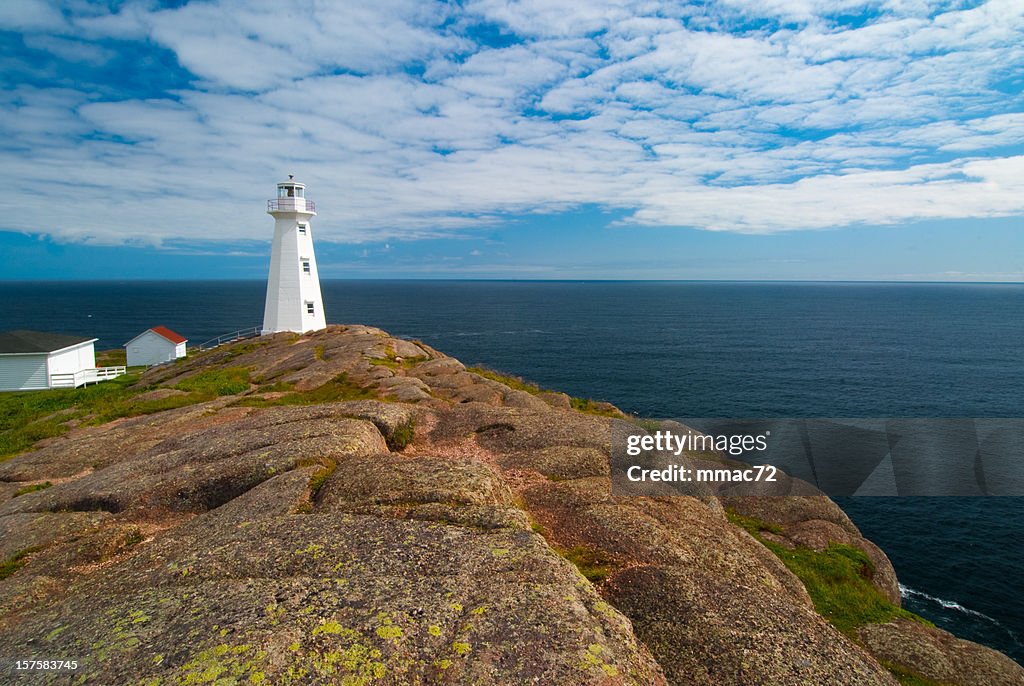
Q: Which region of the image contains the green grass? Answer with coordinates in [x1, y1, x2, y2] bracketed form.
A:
[86, 394, 210, 425]
[725, 510, 930, 637]
[386, 418, 416, 451]
[466, 367, 543, 394]
[369, 345, 428, 370]
[13, 481, 52, 497]
[569, 397, 623, 417]
[0, 547, 39, 580]
[467, 366, 624, 417]
[308, 460, 337, 496]
[258, 381, 295, 393]
[234, 374, 376, 407]
[174, 367, 251, 396]
[878, 660, 944, 686]
[726, 509, 783, 536]
[0, 373, 143, 461]
[95, 348, 127, 367]
[0, 366, 256, 462]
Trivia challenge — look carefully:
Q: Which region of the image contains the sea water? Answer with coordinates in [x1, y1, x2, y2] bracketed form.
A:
[2, 279, 1021, 661]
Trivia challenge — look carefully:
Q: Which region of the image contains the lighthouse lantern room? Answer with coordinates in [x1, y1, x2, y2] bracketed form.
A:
[262, 176, 327, 334]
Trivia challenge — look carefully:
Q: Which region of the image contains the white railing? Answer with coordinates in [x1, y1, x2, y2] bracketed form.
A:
[267, 198, 315, 213]
[50, 366, 127, 389]
[195, 326, 262, 351]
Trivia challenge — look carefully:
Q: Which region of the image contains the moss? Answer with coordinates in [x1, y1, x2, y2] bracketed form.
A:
[466, 366, 543, 394]
[879, 659, 946, 686]
[13, 481, 53, 497]
[386, 418, 415, 451]
[314, 345, 326, 361]
[308, 461, 338, 497]
[557, 545, 617, 584]
[0, 546, 39, 580]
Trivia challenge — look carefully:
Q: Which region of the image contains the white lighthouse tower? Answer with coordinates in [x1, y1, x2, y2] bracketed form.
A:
[262, 176, 327, 334]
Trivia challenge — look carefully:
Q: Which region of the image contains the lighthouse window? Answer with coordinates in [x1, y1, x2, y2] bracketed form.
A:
[306, 301, 315, 315]
[302, 260, 311, 274]
[298, 224, 307, 235]
[296, 188, 304, 198]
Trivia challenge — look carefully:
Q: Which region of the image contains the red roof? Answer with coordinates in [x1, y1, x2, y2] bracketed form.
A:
[149, 326, 187, 344]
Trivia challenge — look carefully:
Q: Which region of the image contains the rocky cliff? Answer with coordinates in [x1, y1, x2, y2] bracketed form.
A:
[1, 325, 1020, 685]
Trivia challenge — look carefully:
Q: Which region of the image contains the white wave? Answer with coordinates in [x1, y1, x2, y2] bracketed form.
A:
[900, 584, 1022, 647]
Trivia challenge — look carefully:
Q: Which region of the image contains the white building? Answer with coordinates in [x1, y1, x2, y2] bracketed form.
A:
[0, 330, 124, 391]
[125, 326, 188, 367]
[262, 176, 327, 334]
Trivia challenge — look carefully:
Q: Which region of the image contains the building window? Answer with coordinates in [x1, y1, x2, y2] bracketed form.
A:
[298, 223, 307, 235]
[306, 301, 315, 315]
[302, 259, 311, 274]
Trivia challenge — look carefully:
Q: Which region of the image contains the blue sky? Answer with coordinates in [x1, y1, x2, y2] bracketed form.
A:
[1, 0, 1023, 280]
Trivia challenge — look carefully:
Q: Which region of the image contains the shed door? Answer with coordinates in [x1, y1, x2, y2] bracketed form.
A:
[0, 355, 49, 391]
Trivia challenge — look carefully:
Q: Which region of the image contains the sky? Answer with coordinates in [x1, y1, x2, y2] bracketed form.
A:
[1, 0, 1023, 280]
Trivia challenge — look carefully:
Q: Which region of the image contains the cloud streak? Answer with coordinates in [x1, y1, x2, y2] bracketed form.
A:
[0, 0, 1022, 245]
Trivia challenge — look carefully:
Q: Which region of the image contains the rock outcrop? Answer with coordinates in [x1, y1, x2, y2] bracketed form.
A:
[0, 325, 1020, 685]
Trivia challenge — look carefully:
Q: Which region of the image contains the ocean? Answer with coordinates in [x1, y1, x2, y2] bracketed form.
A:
[2, 279, 1022, 662]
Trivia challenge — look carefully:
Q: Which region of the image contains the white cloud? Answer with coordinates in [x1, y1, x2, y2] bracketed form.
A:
[0, 0, 1023, 244]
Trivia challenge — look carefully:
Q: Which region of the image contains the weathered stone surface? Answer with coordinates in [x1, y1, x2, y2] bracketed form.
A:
[859, 619, 1024, 686]
[0, 326, 1019, 685]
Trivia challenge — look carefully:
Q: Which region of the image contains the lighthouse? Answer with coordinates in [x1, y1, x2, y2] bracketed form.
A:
[262, 176, 327, 334]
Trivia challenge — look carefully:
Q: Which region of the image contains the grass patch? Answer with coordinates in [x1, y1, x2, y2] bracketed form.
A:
[234, 374, 376, 407]
[13, 481, 52, 497]
[726, 509, 783, 536]
[258, 380, 294, 393]
[87, 394, 207, 425]
[569, 397, 622, 417]
[878, 660, 945, 686]
[95, 348, 127, 366]
[557, 545, 617, 584]
[308, 461, 337, 496]
[629, 418, 664, 433]
[174, 367, 251, 396]
[0, 373, 144, 461]
[222, 340, 267, 361]
[314, 345, 326, 361]
[369, 345, 428, 370]
[0, 547, 39, 580]
[726, 510, 929, 637]
[386, 418, 416, 451]
[467, 367, 543, 394]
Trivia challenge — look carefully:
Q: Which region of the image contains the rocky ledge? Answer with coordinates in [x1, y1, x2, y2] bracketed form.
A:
[0, 325, 1021, 685]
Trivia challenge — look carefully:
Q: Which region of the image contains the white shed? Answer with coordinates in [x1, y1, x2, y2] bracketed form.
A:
[0, 330, 99, 391]
[125, 326, 188, 367]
